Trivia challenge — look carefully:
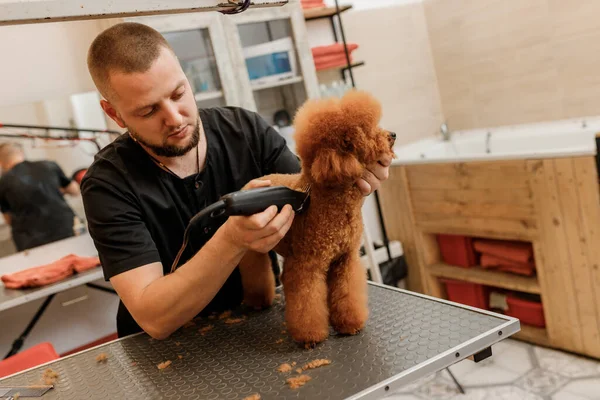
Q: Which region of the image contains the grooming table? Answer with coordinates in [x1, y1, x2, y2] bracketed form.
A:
[0, 283, 519, 400]
[0, 235, 115, 359]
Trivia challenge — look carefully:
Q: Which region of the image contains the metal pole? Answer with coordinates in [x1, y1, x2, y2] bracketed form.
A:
[333, 0, 355, 87]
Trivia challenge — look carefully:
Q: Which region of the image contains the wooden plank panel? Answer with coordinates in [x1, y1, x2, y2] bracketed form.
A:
[430, 263, 541, 294]
[411, 188, 534, 207]
[378, 167, 424, 293]
[406, 161, 530, 190]
[413, 200, 535, 220]
[554, 158, 600, 357]
[417, 216, 538, 241]
[527, 159, 583, 353]
[514, 325, 551, 348]
[572, 157, 600, 358]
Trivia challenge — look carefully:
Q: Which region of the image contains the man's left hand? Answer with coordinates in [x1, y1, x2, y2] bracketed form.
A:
[356, 153, 393, 196]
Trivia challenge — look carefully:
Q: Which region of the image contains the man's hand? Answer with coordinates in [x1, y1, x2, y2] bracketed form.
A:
[356, 153, 393, 196]
[222, 179, 295, 253]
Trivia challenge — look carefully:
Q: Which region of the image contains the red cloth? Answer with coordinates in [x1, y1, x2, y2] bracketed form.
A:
[1, 254, 100, 289]
[314, 55, 354, 70]
[301, 0, 326, 9]
[480, 254, 536, 276]
[473, 239, 534, 264]
[312, 43, 359, 58]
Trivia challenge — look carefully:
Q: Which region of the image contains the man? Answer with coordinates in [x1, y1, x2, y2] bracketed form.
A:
[81, 22, 392, 340]
[0, 143, 80, 252]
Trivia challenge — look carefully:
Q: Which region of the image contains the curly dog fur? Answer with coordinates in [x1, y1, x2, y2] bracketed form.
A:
[238, 90, 395, 347]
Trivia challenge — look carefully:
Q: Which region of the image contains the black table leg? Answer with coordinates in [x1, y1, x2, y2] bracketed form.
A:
[4, 294, 55, 359]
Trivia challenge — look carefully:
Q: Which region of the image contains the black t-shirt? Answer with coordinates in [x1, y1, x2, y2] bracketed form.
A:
[80, 107, 300, 337]
[0, 160, 76, 251]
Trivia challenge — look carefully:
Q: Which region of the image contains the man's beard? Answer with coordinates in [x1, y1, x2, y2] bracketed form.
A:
[129, 122, 200, 157]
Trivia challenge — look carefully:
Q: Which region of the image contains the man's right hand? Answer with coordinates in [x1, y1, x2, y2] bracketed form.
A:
[221, 179, 295, 253]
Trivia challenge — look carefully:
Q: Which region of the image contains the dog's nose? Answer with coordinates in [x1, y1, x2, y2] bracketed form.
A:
[388, 131, 396, 146]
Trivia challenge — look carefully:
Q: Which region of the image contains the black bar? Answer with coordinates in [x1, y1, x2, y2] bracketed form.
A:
[330, 16, 339, 42]
[472, 346, 493, 363]
[334, 0, 355, 88]
[0, 133, 102, 152]
[0, 122, 121, 135]
[4, 294, 55, 359]
[86, 283, 117, 295]
[446, 367, 466, 394]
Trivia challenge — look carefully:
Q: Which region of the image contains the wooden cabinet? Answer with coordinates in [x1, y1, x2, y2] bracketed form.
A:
[378, 156, 600, 359]
[128, 0, 320, 127]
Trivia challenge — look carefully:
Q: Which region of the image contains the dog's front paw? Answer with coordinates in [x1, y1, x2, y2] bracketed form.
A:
[287, 326, 329, 348]
[330, 303, 368, 336]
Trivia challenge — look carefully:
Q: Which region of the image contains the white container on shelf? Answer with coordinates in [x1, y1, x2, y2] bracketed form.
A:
[242, 37, 298, 87]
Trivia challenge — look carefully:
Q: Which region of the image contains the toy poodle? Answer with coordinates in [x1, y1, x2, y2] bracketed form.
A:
[238, 90, 396, 347]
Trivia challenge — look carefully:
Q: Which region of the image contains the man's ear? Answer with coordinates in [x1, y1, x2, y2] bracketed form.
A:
[310, 150, 363, 185]
[100, 99, 126, 129]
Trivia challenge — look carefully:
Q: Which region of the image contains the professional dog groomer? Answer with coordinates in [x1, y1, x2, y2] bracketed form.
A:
[80, 22, 392, 339]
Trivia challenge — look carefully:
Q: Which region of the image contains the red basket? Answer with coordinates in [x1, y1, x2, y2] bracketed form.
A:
[441, 278, 489, 310]
[506, 294, 546, 328]
[437, 234, 477, 268]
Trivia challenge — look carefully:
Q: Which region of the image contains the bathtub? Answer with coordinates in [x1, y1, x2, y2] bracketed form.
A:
[392, 117, 600, 165]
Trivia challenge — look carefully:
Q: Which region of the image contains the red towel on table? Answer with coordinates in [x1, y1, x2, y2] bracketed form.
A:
[480, 254, 536, 276]
[473, 239, 533, 264]
[1, 254, 101, 289]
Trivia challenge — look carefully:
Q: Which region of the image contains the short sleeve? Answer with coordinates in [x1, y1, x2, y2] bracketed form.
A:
[81, 175, 161, 280]
[252, 112, 301, 175]
[49, 161, 72, 188]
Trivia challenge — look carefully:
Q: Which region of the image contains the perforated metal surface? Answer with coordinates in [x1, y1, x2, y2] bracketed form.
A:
[0, 284, 516, 400]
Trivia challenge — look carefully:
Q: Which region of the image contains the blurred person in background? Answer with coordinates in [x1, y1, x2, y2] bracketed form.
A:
[0, 142, 81, 252]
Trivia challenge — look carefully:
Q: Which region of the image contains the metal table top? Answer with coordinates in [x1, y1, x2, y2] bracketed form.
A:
[0, 283, 520, 400]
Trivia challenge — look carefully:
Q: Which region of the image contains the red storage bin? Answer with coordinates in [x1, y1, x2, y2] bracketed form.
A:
[506, 294, 546, 328]
[0, 342, 59, 378]
[437, 234, 477, 268]
[441, 278, 489, 310]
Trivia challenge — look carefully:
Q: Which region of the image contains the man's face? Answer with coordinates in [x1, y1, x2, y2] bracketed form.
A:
[101, 47, 200, 157]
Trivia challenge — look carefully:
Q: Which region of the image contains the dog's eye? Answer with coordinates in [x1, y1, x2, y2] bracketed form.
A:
[343, 137, 354, 151]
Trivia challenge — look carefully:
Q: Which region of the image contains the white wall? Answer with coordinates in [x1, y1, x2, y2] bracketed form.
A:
[0, 20, 101, 108]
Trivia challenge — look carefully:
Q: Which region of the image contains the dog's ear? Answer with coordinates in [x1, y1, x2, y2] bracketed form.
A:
[310, 150, 363, 185]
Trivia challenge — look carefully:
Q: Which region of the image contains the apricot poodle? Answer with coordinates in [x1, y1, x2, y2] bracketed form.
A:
[238, 90, 396, 347]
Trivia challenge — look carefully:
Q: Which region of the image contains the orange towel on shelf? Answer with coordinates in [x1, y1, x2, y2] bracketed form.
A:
[473, 239, 534, 264]
[480, 254, 536, 276]
[1, 254, 101, 289]
[311, 43, 359, 58]
[314, 55, 355, 70]
[301, 0, 326, 9]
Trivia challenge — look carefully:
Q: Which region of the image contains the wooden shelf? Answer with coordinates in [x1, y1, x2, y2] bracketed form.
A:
[430, 263, 541, 294]
[316, 61, 365, 73]
[513, 324, 550, 347]
[304, 5, 352, 20]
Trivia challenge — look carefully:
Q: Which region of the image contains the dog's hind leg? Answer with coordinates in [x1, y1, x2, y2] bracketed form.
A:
[281, 257, 330, 347]
[239, 250, 276, 310]
[327, 252, 368, 335]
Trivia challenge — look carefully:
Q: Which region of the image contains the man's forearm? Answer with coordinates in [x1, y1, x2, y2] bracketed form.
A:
[136, 227, 246, 339]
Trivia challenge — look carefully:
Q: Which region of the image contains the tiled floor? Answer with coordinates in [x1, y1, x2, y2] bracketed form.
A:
[385, 339, 600, 400]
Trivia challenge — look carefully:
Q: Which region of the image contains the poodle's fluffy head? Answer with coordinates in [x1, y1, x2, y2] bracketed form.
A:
[293, 90, 395, 187]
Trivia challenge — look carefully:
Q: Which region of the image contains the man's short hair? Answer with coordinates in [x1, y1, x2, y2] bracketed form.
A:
[87, 22, 175, 101]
